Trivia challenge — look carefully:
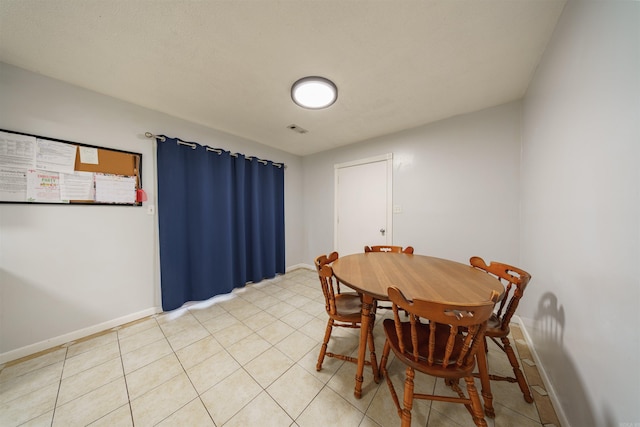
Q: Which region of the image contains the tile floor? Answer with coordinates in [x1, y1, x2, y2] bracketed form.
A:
[0, 268, 561, 427]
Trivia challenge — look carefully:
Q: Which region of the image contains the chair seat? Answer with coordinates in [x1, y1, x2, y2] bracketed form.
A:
[382, 318, 476, 377]
[485, 314, 508, 337]
[334, 293, 364, 321]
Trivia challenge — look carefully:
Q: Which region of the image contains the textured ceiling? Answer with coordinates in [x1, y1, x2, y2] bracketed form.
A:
[0, 0, 565, 156]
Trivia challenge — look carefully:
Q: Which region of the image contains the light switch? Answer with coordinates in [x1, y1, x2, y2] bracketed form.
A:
[147, 205, 155, 215]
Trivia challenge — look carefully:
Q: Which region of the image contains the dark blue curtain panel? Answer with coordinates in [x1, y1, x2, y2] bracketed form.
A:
[157, 137, 285, 311]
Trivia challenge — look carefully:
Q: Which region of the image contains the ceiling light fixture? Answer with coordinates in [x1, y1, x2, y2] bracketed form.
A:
[291, 76, 337, 109]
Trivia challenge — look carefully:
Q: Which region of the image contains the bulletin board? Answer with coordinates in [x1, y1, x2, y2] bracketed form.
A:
[0, 129, 143, 205]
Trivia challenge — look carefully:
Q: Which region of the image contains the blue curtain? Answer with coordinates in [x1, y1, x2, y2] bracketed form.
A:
[156, 137, 285, 311]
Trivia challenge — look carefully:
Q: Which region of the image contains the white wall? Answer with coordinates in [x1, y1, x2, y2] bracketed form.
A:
[0, 63, 304, 362]
[303, 101, 522, 267]
[520, 1, 640, 426]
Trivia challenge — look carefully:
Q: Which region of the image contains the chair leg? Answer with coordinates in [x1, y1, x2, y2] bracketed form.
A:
[464, 376, 488, 427]
[316, 318, 334, 371]
[400, 367, 415, 427]
[501, 337, 534, 403]
[381, 340, 402, 418]
[367, 313, 380, 382]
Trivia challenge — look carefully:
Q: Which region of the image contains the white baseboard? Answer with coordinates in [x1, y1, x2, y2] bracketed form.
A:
[0, 307, 161, 365]
[512, 315, 570, 427]
[286, 263, 314, 272]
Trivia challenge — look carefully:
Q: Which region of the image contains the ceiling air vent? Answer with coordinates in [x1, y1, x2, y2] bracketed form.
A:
[287, 124, 308, 134]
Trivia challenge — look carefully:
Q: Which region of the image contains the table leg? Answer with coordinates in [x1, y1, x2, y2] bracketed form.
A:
[476, 338, 495, 418]
[354, 294, 375, 399]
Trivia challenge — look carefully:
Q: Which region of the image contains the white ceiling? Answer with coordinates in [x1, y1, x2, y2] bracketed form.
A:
[0, 0, 565, 156]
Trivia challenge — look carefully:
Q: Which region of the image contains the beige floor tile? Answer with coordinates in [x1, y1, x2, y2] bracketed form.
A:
[0, 348, 66, 383]
[275, 331, 318, 361]
[201, 313, 241, 334]
[17, 410, 54, 427]
[130, 372, 197, 426]
[186, 349, 240, 394]
[226, 333, 272, 365]
[0, 361, 63, 404]
[201, 369, 262, 425]
[121, 338, 173, 374]
[62, 341, 120, 379]
[175, 336, 224, 370]
[88, 404, 133, 427]
[225, 391, 294, 427]
[280, 309, 316, 330]
[125, 353, 183, 400]
[0, 383, 58, 426]
[267, 364, 324, 419]
[296, 386, 365, 427]
[492, 404, 544, 427]
[285, 294, 314, 309]
[359, 415, 383, 427]
[156, 398, 214, 426]
[256, 319, 296, 345]
[489, 380, 539, 422]
[242, 310, 278, 331]
[1, 269, 562, 427]
[250, 294, 283, 310]
[66, 332, 118, 358]
[226, 301, 263, 321]
[211, 322, 254, 347]
[53, 377, 128, 426]
[297, 316, 327, 340]
[156, 310, 199, 336]
[244, 346, 295, 388]
[299, 300, 327, 318]
[297, 343, 344, 383]
[427, 407, 475, 427]
[58, 357, 123, 405]
[326, 359, 378, 414]
[188, 302, 227, 323]
[118, 325, 165, 355]
[116, 317, 159, 340]
[166, 324, 210, 351]
[264, 300, 298, 318]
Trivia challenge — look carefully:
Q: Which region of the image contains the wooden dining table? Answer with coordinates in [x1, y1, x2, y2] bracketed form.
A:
[331, 252, 505, 417]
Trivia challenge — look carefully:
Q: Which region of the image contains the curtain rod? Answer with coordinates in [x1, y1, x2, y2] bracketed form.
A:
[145, 132, 285, 168]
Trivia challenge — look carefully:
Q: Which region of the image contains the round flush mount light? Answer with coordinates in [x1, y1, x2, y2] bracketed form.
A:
[291, 76, 338, 109]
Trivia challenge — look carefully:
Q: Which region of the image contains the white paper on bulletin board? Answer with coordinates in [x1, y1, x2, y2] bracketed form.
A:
[0, 131, 36, 170]
[60, 171, 95, 201]
[95, 173, 136, 204]
[0, 169, 28, 201]
[26, 169, 63, 203]
[35, 138, 77, 173]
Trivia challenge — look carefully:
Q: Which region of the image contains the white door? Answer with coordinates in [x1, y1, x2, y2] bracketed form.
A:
[335, 154, 393, 255]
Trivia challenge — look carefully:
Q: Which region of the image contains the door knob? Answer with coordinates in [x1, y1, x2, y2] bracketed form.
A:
[380, 228, 386, 236]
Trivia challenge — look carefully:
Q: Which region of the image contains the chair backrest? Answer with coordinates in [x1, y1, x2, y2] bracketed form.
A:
[316, 263, 340, 316]
[469, 257, 532, 331]
[314, 251, 338, 273]
[364, 245, 414, 254]
[387, 286, 498, 369]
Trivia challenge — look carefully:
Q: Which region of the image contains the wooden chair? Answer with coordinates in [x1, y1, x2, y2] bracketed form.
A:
[470, 256, 533, 403]
[380, 287, 499, 427]
[364, 245, 414, 254]
[314, 253, 379, 378]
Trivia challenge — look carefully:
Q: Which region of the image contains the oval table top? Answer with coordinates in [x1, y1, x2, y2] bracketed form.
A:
[331, 252, 504, 304]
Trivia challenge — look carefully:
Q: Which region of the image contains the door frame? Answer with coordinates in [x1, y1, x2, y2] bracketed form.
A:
[334, 153, 393, 252]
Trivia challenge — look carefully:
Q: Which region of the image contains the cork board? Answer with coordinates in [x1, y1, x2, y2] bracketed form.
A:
[0, 129, 142, 205]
